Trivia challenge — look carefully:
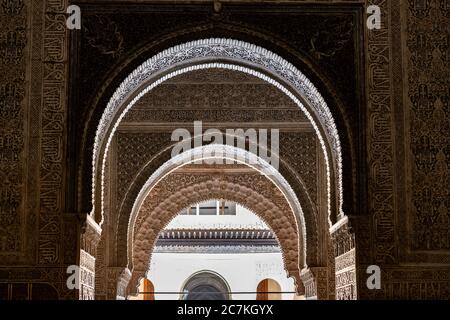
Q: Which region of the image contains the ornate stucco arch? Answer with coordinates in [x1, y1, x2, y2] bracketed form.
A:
[125, 144, 305, 269]
[91, 38, 344, 229]
[129, 176, 302, 295]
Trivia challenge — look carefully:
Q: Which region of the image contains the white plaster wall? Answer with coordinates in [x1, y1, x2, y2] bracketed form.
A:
[148, 252, 295, 300]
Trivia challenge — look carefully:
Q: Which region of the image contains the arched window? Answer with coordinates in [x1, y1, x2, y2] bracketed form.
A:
[181, 271, 230, 300]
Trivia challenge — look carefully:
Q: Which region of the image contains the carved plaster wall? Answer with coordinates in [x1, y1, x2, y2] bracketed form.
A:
[1, 0, 449, 301]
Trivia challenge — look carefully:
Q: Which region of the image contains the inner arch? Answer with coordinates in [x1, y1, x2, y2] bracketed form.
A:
[130, 178, 302, 295]
[127, 144, 307, 269]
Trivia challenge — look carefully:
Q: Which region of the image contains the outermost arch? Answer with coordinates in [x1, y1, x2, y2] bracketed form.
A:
[112, 135, 321, 268]
[92, 38, 344, 228]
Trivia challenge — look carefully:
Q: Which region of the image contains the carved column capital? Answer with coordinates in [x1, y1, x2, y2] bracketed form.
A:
[80, 214, 102, 256]
[300, 267, 328, 300]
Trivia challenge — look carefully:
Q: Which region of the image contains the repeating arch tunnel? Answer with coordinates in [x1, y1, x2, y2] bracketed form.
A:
[87, 38, 351, 300]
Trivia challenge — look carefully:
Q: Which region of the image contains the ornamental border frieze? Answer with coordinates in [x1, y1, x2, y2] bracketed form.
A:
[134, 173, 299, 265]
